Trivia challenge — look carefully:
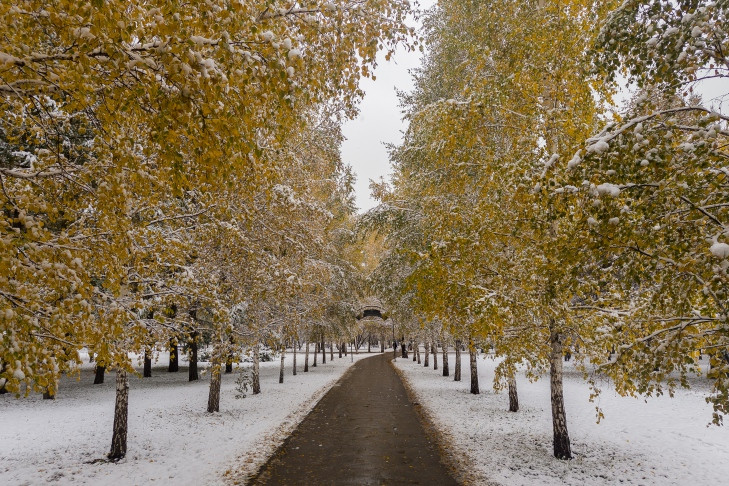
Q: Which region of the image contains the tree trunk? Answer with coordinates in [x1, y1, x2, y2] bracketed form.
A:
[304, 341, 310, 372]
[207, 363, 221, 413]
[225, 335, 235, 373]
[416, 342, 421, 364]
[252, 344, 261, 395]
[168, 340, 179, 372]
[432, 343, 438, 370]
[0, 363, 7, 394]
[368, 339, 371, 353]
[108, 369, 129, 460]
[143, 349, 152, 378]
[424, 341, 429, 367]
[293, 339, 297, 376]
[94, 364, 105, 384]
[313, 342, 318, 367]
[189, 333, 199, 381]
[454, 340, 461, 381]
[550, 328, 572, 459]
[43, 386, 55, 400]
[442, 343, 449, 376]
[321, 339, 326, 364]
[344, 341, 348, 356]
[279, 343, 285, 384]
[340, 342, 344, 358]
[380, 334, 385, 353]
[330, 341, 334, 361]
[413, 341, 417, 362]
[508, 373, 519, 412]
[469, 336, 479, 394]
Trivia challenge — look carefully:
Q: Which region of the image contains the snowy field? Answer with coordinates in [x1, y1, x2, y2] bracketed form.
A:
[395, 352, 729, 486]
[0, 350, 372, 486]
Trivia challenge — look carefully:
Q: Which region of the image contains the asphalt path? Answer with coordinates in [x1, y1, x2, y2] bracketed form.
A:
[248, 352, 459, 486]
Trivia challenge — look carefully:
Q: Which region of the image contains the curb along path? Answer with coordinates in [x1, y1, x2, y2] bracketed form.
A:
[247, 353, 459, 485]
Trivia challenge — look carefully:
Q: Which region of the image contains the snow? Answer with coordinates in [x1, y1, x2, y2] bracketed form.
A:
[396, 352, 729, 486]
[596, 183, 621, 197]
[587, 139, 610, 155]
[710, 242, 729, 258]
[566, 154, 581, 169]
[0, 350, 371, 485]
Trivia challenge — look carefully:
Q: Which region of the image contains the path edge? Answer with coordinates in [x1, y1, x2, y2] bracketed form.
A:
[228, 355, 374, 485]
[390, 359, 497, 486]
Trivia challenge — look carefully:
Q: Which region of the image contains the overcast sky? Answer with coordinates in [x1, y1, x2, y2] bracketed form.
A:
[341, 1, 434, 213]
[340, 46, 423, 213]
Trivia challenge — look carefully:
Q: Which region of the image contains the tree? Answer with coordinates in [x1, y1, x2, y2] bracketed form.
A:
[562, 0, 729, 424]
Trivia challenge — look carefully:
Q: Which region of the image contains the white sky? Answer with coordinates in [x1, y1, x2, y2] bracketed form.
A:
[341, 45, 424, 213]
[341, 1, 434, 213]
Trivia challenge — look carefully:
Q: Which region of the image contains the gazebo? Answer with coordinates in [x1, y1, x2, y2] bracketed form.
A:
[357, 296, 385, 320]
[356, 297, 390, 353]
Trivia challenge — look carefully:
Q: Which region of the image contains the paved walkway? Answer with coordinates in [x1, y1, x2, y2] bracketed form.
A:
[248, 353, 459, 485]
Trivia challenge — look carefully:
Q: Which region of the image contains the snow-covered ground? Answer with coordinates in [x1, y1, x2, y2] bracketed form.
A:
[0, 349, 372, 486]
[395, 352, 729, 486]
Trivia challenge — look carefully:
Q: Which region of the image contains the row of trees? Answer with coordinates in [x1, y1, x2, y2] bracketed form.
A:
[367, 0, 729, 460]
[0, 0, 414, 460]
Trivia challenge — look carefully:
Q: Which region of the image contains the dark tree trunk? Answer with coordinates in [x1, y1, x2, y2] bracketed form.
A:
[330, 341, 334, 361]
[0, 361, 6, 394]
[340, 342, 343, 358]
[432, 343, 438, 370]
[252, 344, 261, 394]
[380, 334, 385, 353]
[469, 336, 479, 394]
[168, 340, 179, 372]
[304, 341, 310, 372]
[225, 335, 234, 373]
[189, 333, 199, 381]
[313, 341, 318, 367]
[293, 339, 297, 375]
[416, 342, 421, 364]
[344, 342, 348, 356]
[550, 328, 572, 459]
[143, 350, 152, 378]
[424, 341, 429, 367]
[508, 373, 519, 412]
[279, 343, 285, 384]
[207, 364, 221, 413]
[94, 364, 105, 384]
[413, 341, 417, 361]
[108, 370, 129, 460]
[454, 339, 462, 381]
[368, 339, 371, 353]
[442, 343, 449, 376]
[321, 339, 326, 364]
[402, 342, 408, 358]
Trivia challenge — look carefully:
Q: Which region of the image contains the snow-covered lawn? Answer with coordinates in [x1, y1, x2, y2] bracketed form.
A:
[395, 352, 729, 486]
[0, 350, 372, 486]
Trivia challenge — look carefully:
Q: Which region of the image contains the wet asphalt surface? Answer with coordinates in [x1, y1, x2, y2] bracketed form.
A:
[248, 353, 459, 486]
